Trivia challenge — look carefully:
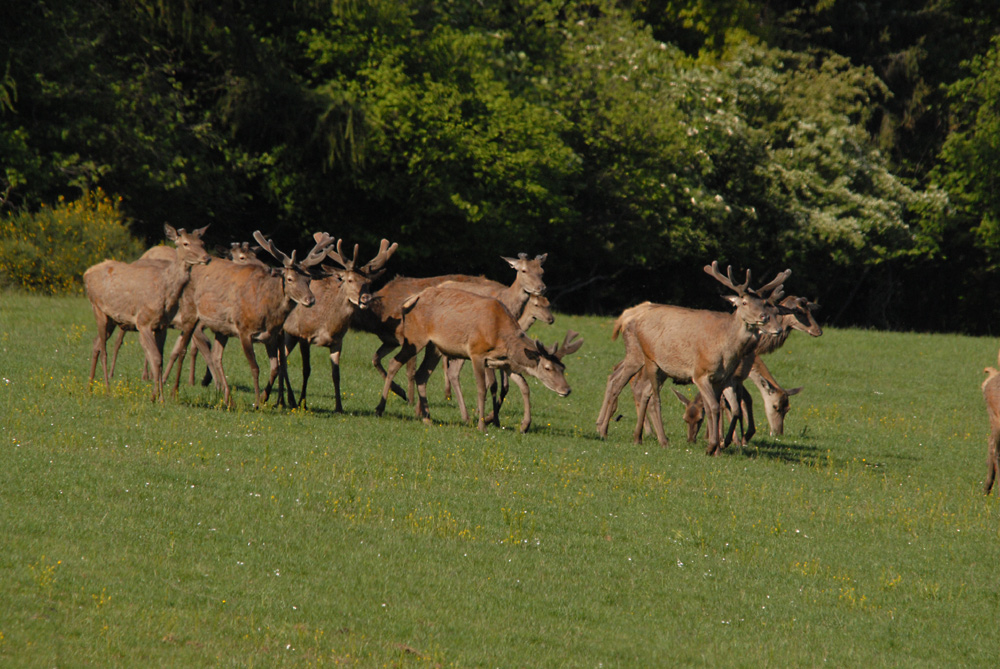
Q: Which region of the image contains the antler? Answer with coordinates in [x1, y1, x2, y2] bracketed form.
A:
[301, 232, 336, 268]
[326, 238, 359, 271]
[703, 261, 750, 296]
[253, 230, 293, 268]
[362, 238, 399, 277]
[756, 268, 792, 300]
[546, 330, 584, 361]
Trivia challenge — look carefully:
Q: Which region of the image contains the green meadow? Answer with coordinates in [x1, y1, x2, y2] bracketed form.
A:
[1, 291, 998, 667]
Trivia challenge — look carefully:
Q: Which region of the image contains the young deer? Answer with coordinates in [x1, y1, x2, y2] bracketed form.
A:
[596, 262, 790, 456]
[83, 224, 210, 401]
[281, 237, 397, 410]
[982, 355, 1000, 494]
[374, 284, 581, 432]
[162, 231, 333, 408]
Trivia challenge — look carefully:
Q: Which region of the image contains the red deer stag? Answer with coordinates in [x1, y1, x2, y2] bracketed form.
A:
[626, 293, 818, 447]
[162, 231, 332, 408]
[374, 284, 581, 432]
[83, 224, 211, 401]
[280, 236, 398, 410]
[352, 253, 547, 403]
[982, 353, 1000, 494]
[595, 262, 790, 456]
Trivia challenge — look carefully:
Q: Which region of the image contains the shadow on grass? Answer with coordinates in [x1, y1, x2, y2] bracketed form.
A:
[731, 438, 822, 466]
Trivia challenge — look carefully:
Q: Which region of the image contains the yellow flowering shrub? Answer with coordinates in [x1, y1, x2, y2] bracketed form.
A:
[0, 189, 144, 294]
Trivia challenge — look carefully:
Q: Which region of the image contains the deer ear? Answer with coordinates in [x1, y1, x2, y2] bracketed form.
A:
[193, 225, 210, 238]
[786, 386, 804, 396]
[535, 253, 547, 264]
[501, 255, 519, 269]
[164, 224, 178, 241]
[722, 295, 740, 308]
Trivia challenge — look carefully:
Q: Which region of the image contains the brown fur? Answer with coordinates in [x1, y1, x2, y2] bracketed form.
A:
[374, 285, 580, 433]
[982, 358, 1000, 494]
[352, 253, 547, 405]
[596, 262, 789, 455]
[281, 238, 397, 410]
[162, 232, 332, 407]
[83, 225, 210, 401]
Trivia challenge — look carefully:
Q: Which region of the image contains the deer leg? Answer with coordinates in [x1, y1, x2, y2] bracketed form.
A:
[137, 326, 164, 402]
[110, 328, 127, 379]
[596, 356, 643, 438]
[377, 343, 416, 416]
[414, 344, 441, 424]
[238, 333, 262, 408]
[470, 355, 489, 431]
[641, 366, 670, 448]
[508, 372, 532, 433]
[740, 384, 755, 445]
[446, 358, 470, 423]
[187, 336, 201, 386]
[373, 340, 407, 401]
[694, 377, 722, 456]
[198, 328, 216, 387]
[443, 355, 457, 401]
[985, 429, 1000, 495]
[327, 345, 342, 412]
[485, 369, 501, 427]
[406, 357, 417, 406]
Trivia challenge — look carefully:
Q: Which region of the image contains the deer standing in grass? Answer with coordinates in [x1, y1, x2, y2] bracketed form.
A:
[374, 284, 581, 432]
[352, 253, 548, 405]
[982, 353, 1000, 494]
[109, 240, 268, 383]
[162, 231, 333, 408]
[83, 224, 211, 401]
[280, 237, 398, 410]
[596, 262, 790, 456]
[626, 293, 818, 447]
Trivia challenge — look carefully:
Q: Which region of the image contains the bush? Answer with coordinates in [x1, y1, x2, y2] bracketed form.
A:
[0, 188, 144, 294]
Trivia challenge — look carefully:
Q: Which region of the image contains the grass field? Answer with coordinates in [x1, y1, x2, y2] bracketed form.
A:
[1, 291, 998, 667]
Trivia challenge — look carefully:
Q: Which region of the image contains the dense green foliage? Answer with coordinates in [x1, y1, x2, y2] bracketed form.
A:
[1, 1, 999, 329]
[2, 292, 999, 664]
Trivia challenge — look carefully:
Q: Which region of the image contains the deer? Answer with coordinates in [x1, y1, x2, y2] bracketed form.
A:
[595, 261, 790, 456]
[982, 353, 1000, 494]
[442, 292, 556, 423]
[83, 224, 211, 401]
[373, 283, 582, 433]
[280, 236, 398, 411]
[352, 253, 548, 404]
[161, 231, 333, 408]
[623, 293, 818, 447]
[109, 240, 269, 383]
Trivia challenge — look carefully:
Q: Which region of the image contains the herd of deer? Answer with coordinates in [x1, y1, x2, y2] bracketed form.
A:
[112, 224, 1000, 479]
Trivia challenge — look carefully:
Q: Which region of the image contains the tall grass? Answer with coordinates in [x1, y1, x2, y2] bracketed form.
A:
[1, 292, 998, 666]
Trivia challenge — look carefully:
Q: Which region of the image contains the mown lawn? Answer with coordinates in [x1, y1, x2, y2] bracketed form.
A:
[1, 291, 998, 666]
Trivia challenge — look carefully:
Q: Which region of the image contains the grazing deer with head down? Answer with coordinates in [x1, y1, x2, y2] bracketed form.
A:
[162, 231, 333, 408]
[280, 236, 398, 410]
[374, 283, 581, 432]
[982, 353, 1000, 494]
[596, 262, 790, 456]
[352, 253, 548, 403]
[83, 224, 211, 401]
[443, 292, 556, 423]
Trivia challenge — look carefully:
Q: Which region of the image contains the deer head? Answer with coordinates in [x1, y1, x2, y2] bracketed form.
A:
[503, 252, 547, 296]
[164, 224, 211, 265]
[704, 261, 791, 336]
